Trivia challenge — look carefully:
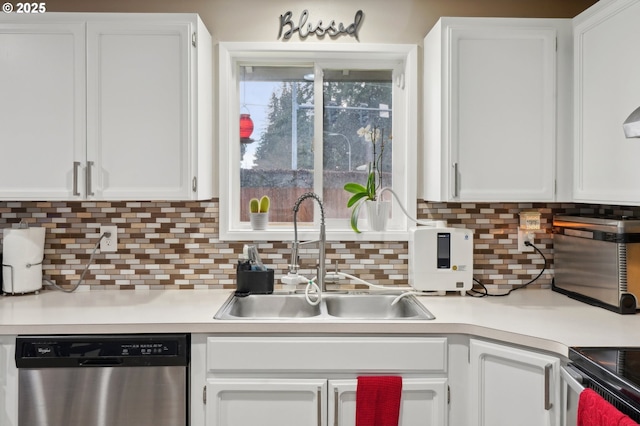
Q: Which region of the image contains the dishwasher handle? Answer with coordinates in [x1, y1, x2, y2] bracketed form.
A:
[79, 358, 124, 367]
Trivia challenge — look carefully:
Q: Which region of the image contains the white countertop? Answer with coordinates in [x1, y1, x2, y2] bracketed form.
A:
[1, 288, 639, 357]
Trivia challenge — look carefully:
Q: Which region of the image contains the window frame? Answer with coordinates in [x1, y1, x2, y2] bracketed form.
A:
[218, 42, 418, 242]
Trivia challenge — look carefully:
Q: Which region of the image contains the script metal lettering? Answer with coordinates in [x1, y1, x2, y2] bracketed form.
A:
[278, 9, 364, 41]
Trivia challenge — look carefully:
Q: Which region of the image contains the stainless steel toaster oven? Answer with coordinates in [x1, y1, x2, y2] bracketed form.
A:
[552, 215, 640, 314]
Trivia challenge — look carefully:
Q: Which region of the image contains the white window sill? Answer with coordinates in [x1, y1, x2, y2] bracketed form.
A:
[220, 227, 410, 242]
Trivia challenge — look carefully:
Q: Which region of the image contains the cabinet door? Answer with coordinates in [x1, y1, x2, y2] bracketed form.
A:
[329, 378, 448, 426]
[453, 25, 556, 201]
[0, 336, 17, 426]
[573, 0, 640, 204]
[0, 22, 86, 200]
[469, 338, 559, 426]
[86, 21, 192, 200]
[206, 378, 326, 426]
[424, 19, 558, 202]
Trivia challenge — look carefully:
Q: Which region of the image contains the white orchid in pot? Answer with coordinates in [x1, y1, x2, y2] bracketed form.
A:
[343, 125, 391, 233]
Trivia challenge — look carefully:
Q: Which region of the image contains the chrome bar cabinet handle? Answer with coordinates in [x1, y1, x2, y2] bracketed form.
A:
[73, 161, 81, 196]
[544, 363, 553, 411]
[334, 388, 339, 426]
[317, 387, 322, 426]
[453, 162, 459, 198]
[86, 161, 95, 197]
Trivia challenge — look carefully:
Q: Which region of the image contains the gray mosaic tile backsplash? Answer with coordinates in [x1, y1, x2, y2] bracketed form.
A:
[0, 200, 636, 291]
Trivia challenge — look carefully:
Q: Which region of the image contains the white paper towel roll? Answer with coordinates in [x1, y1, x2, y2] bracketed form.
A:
[2, 227, 45, 294]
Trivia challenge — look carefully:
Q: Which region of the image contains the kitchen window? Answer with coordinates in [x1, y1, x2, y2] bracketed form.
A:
[218, 43, 417, 241]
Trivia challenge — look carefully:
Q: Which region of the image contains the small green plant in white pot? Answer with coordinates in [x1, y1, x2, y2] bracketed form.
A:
[249, 195, 270, 230]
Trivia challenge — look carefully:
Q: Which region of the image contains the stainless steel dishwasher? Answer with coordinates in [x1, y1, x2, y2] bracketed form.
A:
[15, 334, 189, 426]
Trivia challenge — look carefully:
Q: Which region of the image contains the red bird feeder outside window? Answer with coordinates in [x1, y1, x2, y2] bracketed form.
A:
[240, 113, 254, 143]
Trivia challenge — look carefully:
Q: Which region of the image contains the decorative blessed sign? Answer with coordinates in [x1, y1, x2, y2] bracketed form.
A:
[278, 10, 364, 41]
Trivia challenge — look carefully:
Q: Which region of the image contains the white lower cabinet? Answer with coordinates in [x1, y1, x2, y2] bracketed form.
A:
[206, 378, 327, 426]
[469, 338, 560, 426]
[329, 378, 448, 426]
[205, 377, 447, 426]
[0, 336, 17, 426]
[193, 335, 567, 426]
[202, 336, 449, 426]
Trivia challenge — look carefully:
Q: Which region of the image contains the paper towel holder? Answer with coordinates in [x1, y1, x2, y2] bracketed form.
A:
[2, 224, 45, 296]
[2, 258, 44, 295]
[2, 221, 27, 294]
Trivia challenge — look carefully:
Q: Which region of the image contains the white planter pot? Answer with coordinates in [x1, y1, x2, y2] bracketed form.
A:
[365, 200, 390, 232]
[249, 212, 269, 230]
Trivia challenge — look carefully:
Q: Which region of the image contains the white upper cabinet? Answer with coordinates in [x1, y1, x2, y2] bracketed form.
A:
[573, 0, 640, 205]
[87, 18, 212, 200]
[424, 18, 569, 202]
[0, 13, 212, 201]
[0, 22, 86, 200]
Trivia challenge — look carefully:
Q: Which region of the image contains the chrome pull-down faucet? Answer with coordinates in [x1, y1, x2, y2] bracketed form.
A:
[290, 192, 326, 292]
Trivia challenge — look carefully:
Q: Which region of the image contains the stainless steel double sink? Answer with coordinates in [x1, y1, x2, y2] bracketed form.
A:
[214, 292, 435, 321]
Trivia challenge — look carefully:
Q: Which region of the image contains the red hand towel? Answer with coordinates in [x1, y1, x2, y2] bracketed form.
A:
[577, 388, 639, 426]
[356, 376, 402, 426]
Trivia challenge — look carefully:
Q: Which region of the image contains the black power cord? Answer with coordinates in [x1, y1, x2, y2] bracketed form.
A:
[467, 241, 547, 298]
[44, 232, 110, 293]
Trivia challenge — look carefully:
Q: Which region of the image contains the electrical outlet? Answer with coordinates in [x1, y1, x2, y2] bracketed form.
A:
[517, 228, 534, 252]
[100, 225, 118, 252]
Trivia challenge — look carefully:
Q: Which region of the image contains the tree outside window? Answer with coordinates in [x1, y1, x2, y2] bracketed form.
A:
[239, 66, 393, 226]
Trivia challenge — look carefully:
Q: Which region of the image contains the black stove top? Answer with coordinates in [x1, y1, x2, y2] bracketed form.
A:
[577, 348, 640, 381]
[570, 347, 640, 410]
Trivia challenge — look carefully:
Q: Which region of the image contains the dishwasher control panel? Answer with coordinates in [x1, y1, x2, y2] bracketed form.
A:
[15, 334, 189, 368]
[121, 342, 175, 356]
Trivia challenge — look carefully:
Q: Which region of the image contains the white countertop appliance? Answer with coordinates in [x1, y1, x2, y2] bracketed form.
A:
[2, 226, 45, 295]
[553, 215, 640, 314]
[409, 226, 473, 295]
